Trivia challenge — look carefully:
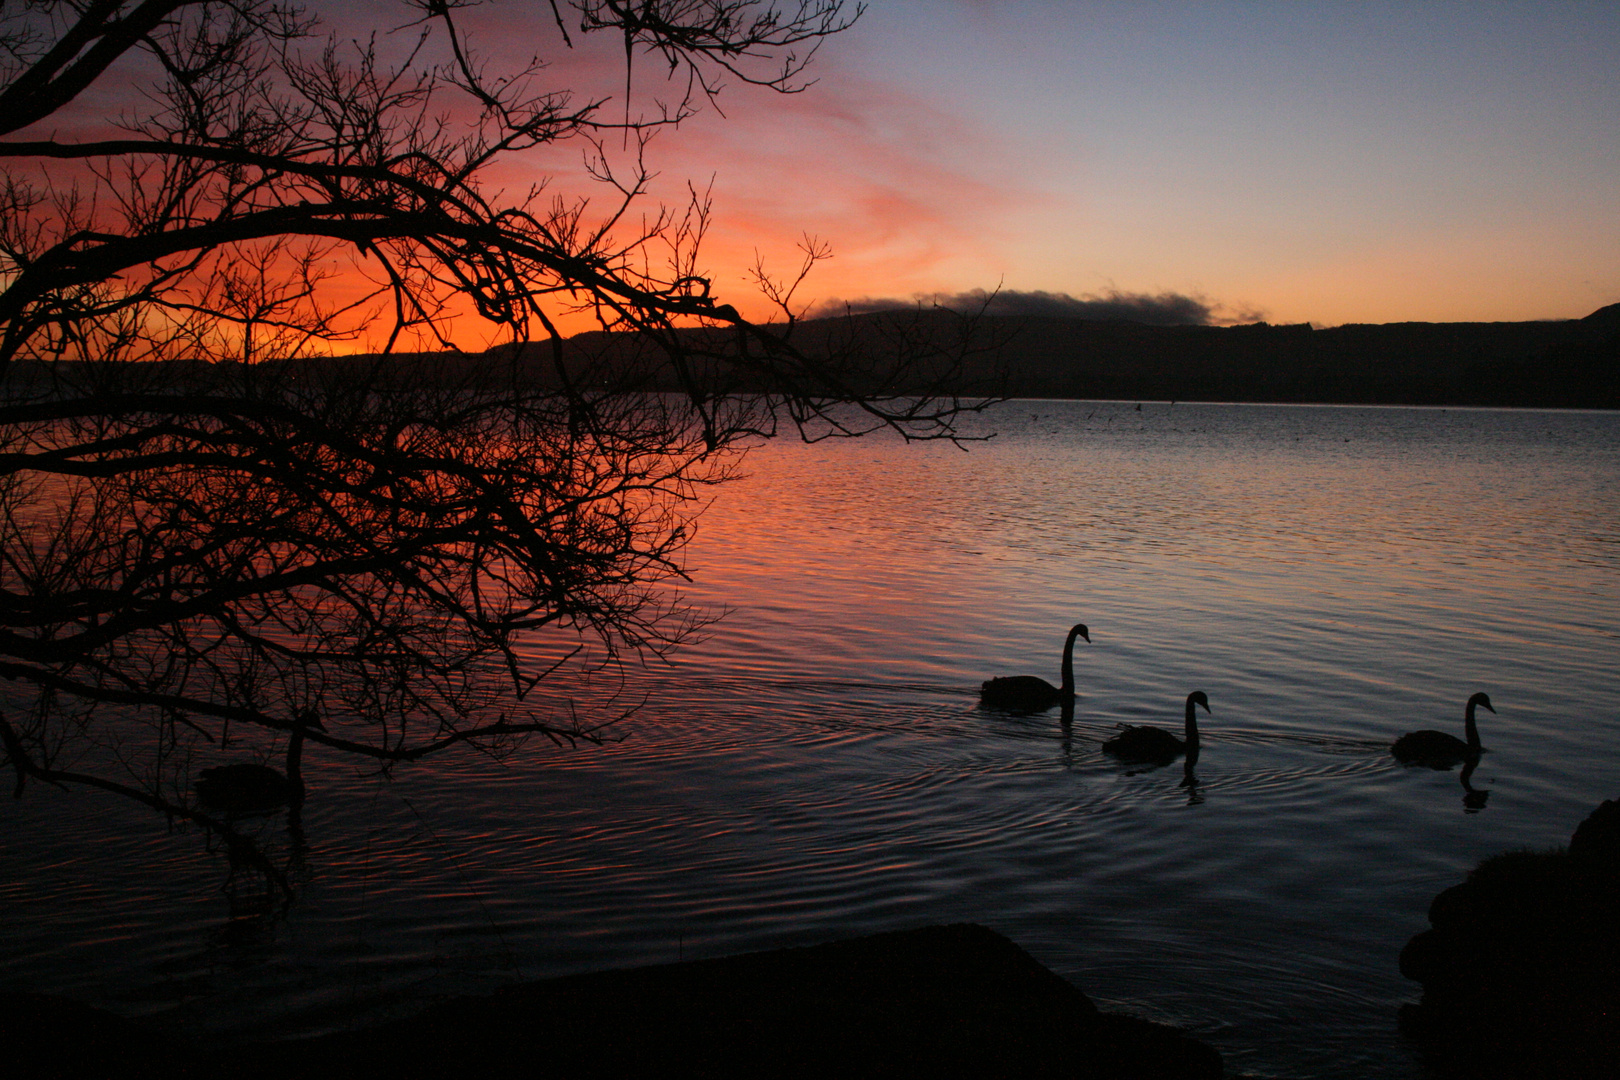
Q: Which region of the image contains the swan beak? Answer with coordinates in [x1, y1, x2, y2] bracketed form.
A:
[1483, 701, 1496, 713]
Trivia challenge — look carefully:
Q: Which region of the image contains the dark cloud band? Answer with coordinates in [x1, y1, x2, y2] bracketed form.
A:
[810, 288, 1263, 326]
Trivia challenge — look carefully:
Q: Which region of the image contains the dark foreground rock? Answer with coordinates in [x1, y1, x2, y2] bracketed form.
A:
[1400, 799, 1620, 1078]
[3, 924, 1224, 1079]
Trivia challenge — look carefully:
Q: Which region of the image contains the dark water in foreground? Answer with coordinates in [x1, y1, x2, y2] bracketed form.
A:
[3, 401, 1619, 1078]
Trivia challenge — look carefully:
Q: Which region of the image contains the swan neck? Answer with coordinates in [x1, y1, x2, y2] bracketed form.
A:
[1463, 704, 1481, 749]
[286, 726, 308, 793]
[1059, 631, 1078, 696]
[1184, 699, 1201, 748]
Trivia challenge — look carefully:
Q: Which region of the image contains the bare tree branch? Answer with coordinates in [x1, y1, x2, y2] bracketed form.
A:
[0, 0, 993, 847]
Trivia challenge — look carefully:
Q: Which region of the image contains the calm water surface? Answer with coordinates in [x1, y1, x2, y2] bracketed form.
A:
[4, 401, 1619, 1079]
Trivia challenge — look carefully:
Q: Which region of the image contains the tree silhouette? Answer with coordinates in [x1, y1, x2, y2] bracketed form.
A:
[0, 0, 990, 841]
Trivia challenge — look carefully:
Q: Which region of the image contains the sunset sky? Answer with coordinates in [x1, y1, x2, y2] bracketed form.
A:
[26, 1, 1619, 336]
[632, 1, 1620, 327]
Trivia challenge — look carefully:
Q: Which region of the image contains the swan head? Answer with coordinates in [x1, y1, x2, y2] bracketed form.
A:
[1069, 624, 1090, 643]
[1188, 690, 1210, 713]
[1468, 692, 1495, 715]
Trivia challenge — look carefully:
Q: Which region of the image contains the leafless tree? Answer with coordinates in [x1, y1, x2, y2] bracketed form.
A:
[0, 0, 991, 846]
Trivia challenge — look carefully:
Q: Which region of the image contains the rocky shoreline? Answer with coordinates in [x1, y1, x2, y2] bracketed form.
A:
[3, 923, 1224, 1078]
[1400, 799, 1620, 1079]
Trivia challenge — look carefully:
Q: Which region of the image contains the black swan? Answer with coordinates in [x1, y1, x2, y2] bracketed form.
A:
[196, 714, 323, 814]
[1392, 692, 1493, 769]
[979, 623, 1089, 712]
[1103, 691, 1210, 764]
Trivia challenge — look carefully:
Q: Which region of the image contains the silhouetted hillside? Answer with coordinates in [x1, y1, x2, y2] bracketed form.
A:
[869, 303, 1618, 407]
[530, 303, 1620, 408]
[12, 305, 1610, 409]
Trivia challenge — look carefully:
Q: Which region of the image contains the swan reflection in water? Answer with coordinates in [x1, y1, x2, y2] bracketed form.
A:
[209, 817, 314, 949]
[979, 623, 1089, 714]
[1460, 756, 1489, 812]
[1179, 756, 1205, 805]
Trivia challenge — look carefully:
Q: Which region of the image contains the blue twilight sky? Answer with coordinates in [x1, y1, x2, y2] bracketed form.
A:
[652, 0, 1620, 325]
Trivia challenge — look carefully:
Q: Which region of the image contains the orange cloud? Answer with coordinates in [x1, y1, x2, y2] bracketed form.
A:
[631, 73, 1044, 320]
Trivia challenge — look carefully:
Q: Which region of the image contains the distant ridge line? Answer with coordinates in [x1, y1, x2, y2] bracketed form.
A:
[10, 305, 1613, 410]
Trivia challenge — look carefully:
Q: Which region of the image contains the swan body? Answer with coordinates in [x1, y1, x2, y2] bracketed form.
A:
[196, 717, 322, 814]
[1392, 692, 1493, 769]
[1104, 691, 1210, 764]
[979, 624, 1089, 712]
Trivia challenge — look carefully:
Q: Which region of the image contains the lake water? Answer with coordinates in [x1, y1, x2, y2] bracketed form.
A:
[3, 400, 1618, 1078]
